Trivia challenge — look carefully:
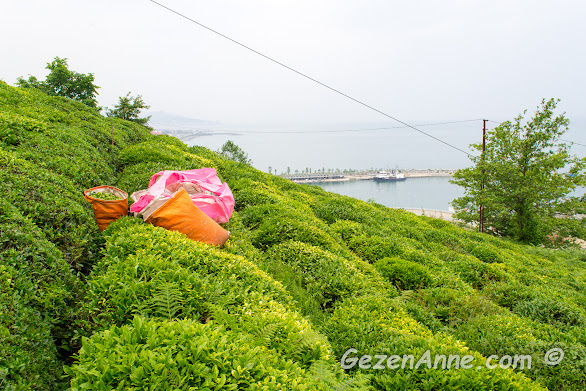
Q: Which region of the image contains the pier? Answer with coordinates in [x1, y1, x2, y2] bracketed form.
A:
[280, 169, 455, 183]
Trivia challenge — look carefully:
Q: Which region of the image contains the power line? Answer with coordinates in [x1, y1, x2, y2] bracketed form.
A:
[241, 119, 483, 134]
[561, 139, 586, 147]
[152, 118, 483, 134]
[145, 0, 472, 156]
[487, 119, 585, 146]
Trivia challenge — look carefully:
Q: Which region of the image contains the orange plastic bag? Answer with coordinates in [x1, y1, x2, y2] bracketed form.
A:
[84, 186, 129, 231]
[146, 188, 230, 247]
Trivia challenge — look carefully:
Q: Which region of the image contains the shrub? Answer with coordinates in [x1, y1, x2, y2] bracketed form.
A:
[512, 297, 585, 328]
[0, 111, 47, 146]
[252, 216, 343, 254]
[445, 252, 510, 289]
[118, 137, 189, 166]
[462, 240, 506, 263]
[374, 257, 433, 290]
[15, 127, 116, 189]
[240, 202, 316, 230]
[0, 200, 82, 348]
[268, 241, 373, 309]
[79, 220, 333, 369]
[408, 288, 504, 328]
[231, 180, 286, 211]
[0, 150, 102, 272]
[324, 295, 538, 390]
[422, 228, 463, 250]
[115, 161, 195, 196]
[456, 314, 586, 391]
[347, 234, 403, 263]
[310, 195, 373, 224]
[68, 317, 329, 391]
[0, 265, 66, 391]
[330, 220, 366, 242]
[188, 144, 221, 161]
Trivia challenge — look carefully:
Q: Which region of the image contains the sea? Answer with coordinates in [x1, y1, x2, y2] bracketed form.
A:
[170, 119, 586, 212]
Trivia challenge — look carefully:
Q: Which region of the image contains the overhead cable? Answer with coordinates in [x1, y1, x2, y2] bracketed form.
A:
[146, 0, 473, 156]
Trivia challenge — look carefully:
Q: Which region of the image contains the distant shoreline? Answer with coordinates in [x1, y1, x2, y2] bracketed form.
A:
[283, 170, 455, 184]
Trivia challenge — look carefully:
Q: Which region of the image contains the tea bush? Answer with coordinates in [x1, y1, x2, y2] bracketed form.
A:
[310, 195, 373, 224]
[0, 265, 66, 391]
[118, 137, 190, 167]
[78, 219, 334, 370]
[512, 296, 585, 328]
[329, 220, 365, 241]
[0, 111, 47, 146]
[239, 202, 317, 230]
[462, 240, 506, 263]
[324, 295, 539, 390]
[406, 287, 504, 328]
[5, 79, 586, 390]
[68, 316, 330, 391]
[444, 252, 511, 289]
[116, 160, 195, 196]
[268, 241, 374, 309]
[456, 314, 586, 391]
[374, 257, 433, 290]
[230, 179, 287, 211]
[0, 149, 101, 272]
[347, 234, 403, 263]
[0, 199, 83, 364]
[252, 215, 344, 254]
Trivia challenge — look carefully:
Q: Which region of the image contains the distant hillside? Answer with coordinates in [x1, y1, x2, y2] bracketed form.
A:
[146, 110, 217, 129]
[1, 80, 585, 390]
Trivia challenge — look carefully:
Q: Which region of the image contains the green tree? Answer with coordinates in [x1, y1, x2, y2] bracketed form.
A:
[107, 92, 151, 126]
[218, 140, 252, 165]
[451, 99, 585, 244]
[17, 57, 99, 108]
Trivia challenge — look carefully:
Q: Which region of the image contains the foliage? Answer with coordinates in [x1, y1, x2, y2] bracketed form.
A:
[4, 79, 586, 390]
[452, 99, 586, 244]
[17, 57, 99, 108]
[268, 241, 373, 309]
[0, 79, 150, 390]
[374, 257, 433, 290]
[107, 92, 151, 126]
[0, 111, 46, 146]
[347, 234, 403, 263]
[67, 316, 328, 391]
[0, 265, 66, 391]
[218, 140, 252, 164]
[89, 191, 120, 201]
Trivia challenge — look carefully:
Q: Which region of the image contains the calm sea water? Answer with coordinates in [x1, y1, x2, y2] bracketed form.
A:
[176, 119, 585, 212]
[315, 176, 464, 211]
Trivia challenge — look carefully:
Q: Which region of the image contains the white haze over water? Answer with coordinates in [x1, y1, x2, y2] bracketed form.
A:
[181, 118, 586, 174]
[180, 118, 585, 211]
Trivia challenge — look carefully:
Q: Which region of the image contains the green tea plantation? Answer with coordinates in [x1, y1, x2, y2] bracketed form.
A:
[1, 80, 585, 390]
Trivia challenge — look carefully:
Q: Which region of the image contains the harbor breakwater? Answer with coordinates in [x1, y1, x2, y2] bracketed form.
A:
[280, 169, 455, 183]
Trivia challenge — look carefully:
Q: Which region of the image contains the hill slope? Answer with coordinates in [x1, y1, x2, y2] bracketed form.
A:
[1, 81, 585, 390]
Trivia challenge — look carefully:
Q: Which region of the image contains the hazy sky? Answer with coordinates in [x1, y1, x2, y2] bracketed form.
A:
[2, 0, 586, 131]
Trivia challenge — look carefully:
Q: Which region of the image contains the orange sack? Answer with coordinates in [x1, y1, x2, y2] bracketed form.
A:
[146, 188, 230, 247]
[84, 186, 129, 231]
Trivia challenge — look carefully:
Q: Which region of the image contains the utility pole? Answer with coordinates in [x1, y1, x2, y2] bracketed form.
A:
[110, 117, 114, 149]
[479, 119, 487, 233]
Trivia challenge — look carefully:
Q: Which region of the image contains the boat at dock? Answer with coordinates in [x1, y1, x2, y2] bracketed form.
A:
[373, 170, 406, 181]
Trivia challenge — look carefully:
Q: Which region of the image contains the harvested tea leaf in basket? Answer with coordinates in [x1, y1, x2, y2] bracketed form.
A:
[90, 191, 121, 201]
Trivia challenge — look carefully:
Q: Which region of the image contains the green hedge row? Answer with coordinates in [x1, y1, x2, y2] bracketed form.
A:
[0, 80, 151, 389]
[69, 218, 365, 388]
